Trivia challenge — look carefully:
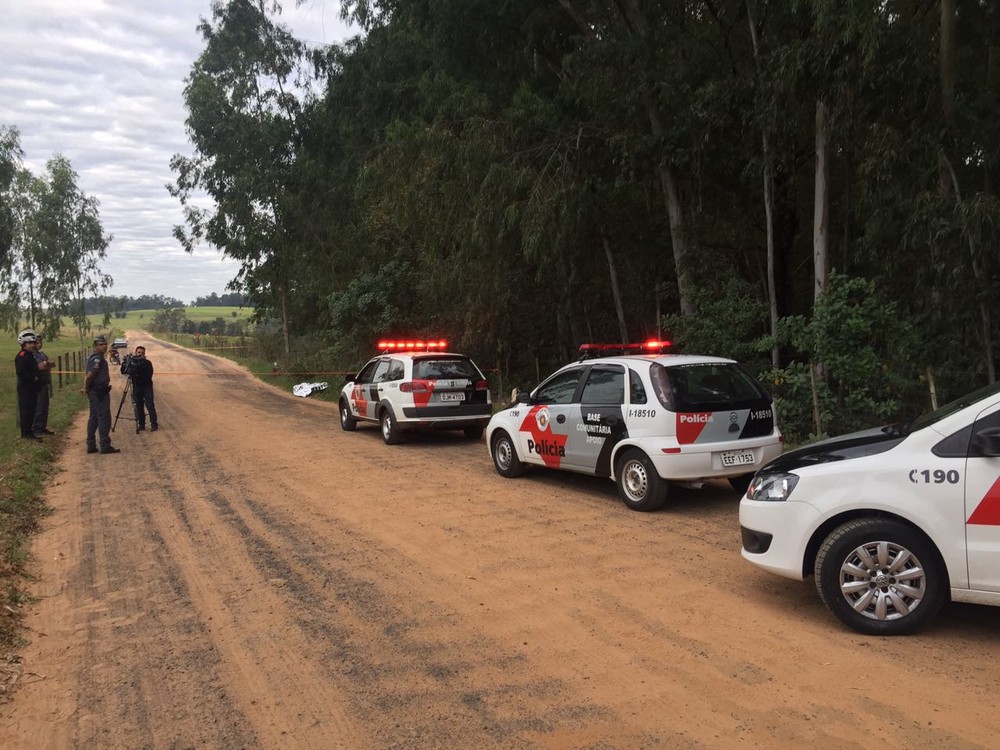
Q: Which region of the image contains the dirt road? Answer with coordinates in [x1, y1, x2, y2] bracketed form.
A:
[3, 335, 999, 749]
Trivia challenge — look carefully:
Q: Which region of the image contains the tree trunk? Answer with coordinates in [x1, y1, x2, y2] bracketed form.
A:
[601, 231, 629, 343]
[655, 159, 697, 317]
[558, 0, 697, 317]
[938, 0, 956, 197]
[937, 0, 994, 382]
[278, 281, 290, 355]
[813, 98, 830, 301]
[747, 3, 779, 368]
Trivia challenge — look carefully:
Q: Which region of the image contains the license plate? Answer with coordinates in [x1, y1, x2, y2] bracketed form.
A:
[439, 392, 466, 402]
[721, 450, 754, 467]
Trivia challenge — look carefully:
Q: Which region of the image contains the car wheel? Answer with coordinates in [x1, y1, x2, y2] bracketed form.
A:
[491, 431, 525, 478]
[615, 449, 667, 512]
[339, 399, 357, 431]
[380, 406, 402, 445]
[814, 518, 947, 636]
[728, 473, 753, 494]
[464, 425, 484, 440]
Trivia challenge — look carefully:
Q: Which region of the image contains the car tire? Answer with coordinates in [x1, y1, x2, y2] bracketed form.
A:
[615, 449, 667, 512]
[464, 425, 484, 440]
[491, 431, 525, 478]
[814, 518, 948, 636]
[728, 473, 753, 494]
[380, 406, 402, 445]
[339, 399, 357, 432]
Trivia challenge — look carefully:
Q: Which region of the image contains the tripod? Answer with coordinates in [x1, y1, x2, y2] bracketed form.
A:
[112, 375, 135, 433]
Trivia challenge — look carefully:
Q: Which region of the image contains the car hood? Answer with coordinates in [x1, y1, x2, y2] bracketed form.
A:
[763, 426, 906, 473]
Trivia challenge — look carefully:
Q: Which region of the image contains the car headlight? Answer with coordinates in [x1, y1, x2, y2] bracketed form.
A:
[746, 472, 799, 501]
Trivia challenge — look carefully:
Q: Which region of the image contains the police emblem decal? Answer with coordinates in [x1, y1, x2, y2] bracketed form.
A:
[535, 408, 551, 432]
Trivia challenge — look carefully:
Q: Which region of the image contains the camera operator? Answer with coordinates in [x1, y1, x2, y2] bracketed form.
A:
[128, 345, 158, 432]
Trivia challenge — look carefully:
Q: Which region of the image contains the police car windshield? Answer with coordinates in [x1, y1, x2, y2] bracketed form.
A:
[908, 379, 1000, 433]
[414, 357, 481, 380]
[650, 362, 770, 411]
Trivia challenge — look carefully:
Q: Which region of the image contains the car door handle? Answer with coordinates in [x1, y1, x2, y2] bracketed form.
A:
[556, 414, 566, 424]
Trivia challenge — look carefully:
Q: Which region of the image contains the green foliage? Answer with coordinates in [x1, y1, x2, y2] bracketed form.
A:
[326, 259, 418, 363]
[163, 0, 1000, 439]
[661, 278, 771, 370]
[766, 273, 921, 443]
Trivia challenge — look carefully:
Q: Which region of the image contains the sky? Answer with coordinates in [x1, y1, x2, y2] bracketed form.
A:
[1, 0, 355, 304]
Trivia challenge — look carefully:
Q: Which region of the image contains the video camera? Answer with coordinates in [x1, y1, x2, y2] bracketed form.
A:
[120, 353, 138, 377]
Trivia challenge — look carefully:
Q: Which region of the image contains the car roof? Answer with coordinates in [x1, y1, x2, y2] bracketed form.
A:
[369, 351, 472, 360]
[574, 353, 738, 367]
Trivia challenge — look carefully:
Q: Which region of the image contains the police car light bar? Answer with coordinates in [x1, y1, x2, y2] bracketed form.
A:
[377, 339, 448, 351]
[578, 340, 672, 357]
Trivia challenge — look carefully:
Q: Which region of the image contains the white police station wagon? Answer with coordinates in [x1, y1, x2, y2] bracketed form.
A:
[740, 381, 1000, 635]
[486, 342, 783, 511]
[339, 340, 492, 444]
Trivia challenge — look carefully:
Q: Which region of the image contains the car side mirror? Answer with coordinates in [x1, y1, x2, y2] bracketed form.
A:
[974, 427, 1000, 457]
[516, 391, 532, 405]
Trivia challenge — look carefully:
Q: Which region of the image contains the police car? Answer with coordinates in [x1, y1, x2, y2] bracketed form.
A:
[740, 381, 1000, 635]
[486, 342, 783, 511]
[339, 340, 492, 444]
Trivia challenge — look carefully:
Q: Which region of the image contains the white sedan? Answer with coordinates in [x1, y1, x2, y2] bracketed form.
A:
[740, 381, 1000, 635]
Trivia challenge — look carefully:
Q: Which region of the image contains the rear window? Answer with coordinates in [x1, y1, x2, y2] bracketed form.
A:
[650, 362, 770, 411]
[414, 357, 482, 380]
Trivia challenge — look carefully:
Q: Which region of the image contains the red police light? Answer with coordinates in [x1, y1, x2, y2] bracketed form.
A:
[377, 339, 448, 352]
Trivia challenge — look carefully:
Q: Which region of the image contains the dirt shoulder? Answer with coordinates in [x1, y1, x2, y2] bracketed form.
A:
[3, 334, 999, 749]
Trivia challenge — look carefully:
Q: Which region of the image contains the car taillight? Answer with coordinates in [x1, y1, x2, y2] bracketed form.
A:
[474, 380, 488, 391]
[399, 381, 431, 393]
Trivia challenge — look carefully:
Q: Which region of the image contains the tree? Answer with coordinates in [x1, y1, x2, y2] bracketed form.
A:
[171, 0, 310, 354]
[32, 156, 113, 343]
[0, 127, 25, 330]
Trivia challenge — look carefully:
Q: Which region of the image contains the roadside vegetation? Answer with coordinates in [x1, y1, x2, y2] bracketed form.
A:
[0, 332, 89, 685]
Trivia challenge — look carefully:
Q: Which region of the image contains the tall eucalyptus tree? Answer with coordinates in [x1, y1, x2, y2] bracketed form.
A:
[34, 156, 112, 343]
[0, 126, 24, 329]
[171, 0, 311, 354]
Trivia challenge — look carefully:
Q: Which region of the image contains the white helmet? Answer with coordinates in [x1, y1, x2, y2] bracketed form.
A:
[17, 328, 37, 344]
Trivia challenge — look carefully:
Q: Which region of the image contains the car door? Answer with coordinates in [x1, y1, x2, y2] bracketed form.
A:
[964, 402, 1000, 592]
[573, 364, 627, 476]
[349, 359, 382, 421]
[518, 367, 583, 470]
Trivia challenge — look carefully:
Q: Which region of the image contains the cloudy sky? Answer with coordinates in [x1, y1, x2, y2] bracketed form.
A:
[1, 0, 354, 304]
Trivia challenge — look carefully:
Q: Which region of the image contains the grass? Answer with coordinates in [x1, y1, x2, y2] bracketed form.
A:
[92, 306, 254, 326]
[1, 330, 92, 669]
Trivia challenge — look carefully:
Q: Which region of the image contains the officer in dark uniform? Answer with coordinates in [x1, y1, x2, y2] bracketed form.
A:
[32, 336, 55, 437]
[82, 335, 120, 454]
[129, 345, 158, 432]
[14, 329, 41, 441]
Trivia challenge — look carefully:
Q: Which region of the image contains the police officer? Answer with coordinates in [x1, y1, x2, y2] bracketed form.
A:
[129, 345, 158, 432]
[32, 336, 55, 437]
[14, 329, 41, 441]
[81, 335, 120, 455]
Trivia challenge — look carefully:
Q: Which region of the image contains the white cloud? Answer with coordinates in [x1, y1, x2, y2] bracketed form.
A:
[0, 0, 354, 304]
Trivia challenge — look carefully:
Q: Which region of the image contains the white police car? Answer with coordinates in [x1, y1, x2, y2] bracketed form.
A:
[486, 342, 783, 511]
[740, 381, 1000, 635]
[339, 340, 492, 444]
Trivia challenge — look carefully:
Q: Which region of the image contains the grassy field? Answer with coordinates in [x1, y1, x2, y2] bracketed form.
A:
[1, 329, 93, 660]
[97, 306, 253, 326]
